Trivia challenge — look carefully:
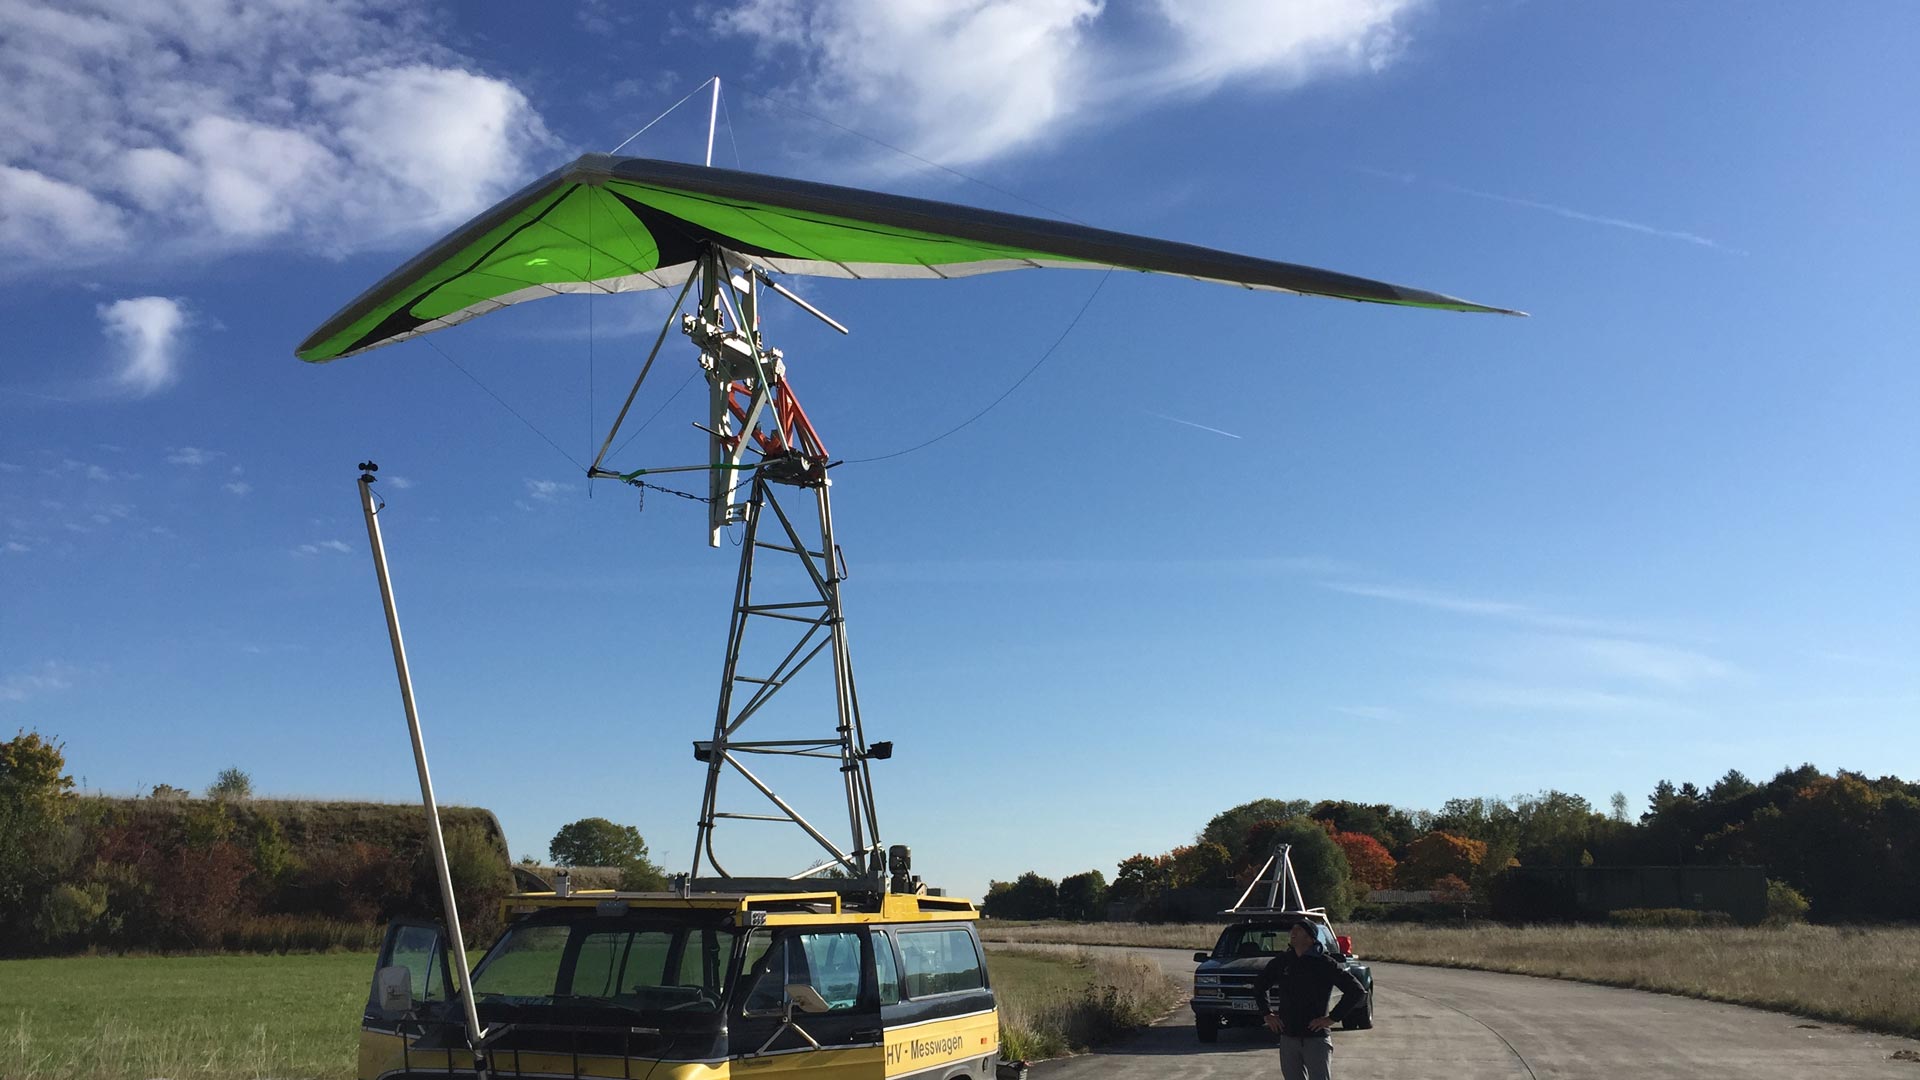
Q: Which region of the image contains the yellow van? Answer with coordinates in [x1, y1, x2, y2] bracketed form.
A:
[359, 887, 998, 1080]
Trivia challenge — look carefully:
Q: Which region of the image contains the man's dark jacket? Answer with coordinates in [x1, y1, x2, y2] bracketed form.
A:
[1250, 949, 1366, 1038]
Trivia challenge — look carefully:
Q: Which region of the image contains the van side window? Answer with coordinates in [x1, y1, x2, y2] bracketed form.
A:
[743, 930, 867, 1013]
[872, 932, 902, 1006]
[896, 929, 983, 998]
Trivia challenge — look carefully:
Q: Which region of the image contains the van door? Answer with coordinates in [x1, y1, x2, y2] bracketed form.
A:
[360, 920, 462, 1079]
[883, 926, 999, 1080]
[730, 927, 885, 1080]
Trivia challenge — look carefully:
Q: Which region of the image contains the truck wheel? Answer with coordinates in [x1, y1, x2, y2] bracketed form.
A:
[1341, 992, 1374, 1030]
[1196, 1013, 1219, 1043]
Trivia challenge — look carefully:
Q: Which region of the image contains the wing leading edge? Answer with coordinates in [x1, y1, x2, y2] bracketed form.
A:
[296, 153, 1521, 362]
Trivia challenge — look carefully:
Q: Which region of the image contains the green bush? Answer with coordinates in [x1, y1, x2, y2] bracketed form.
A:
[1766, 879, 1811, 925]
[1606, 907, 1734, 928]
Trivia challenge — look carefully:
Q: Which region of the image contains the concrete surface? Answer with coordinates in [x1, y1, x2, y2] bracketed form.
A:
[1003, 944, 1920, 1079]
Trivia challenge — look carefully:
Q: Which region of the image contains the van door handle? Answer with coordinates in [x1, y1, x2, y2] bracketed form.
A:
[853, 1028, 882, 1042]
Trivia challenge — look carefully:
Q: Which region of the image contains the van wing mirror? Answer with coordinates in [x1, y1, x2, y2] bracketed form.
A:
[372, 920, 453, 1015]
[374, 965, 414, 1018]
[1193, 952, 1210, 963]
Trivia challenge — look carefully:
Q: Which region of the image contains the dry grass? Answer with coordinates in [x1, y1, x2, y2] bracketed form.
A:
[981, 920, 1226, 950]
[1356, 923, 1920, 1037]
[978, 921, 1920, 1038]
[991, 947, 1183, 1061]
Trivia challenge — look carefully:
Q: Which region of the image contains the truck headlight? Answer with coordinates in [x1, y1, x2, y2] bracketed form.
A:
[1194, 975, 1221, 987]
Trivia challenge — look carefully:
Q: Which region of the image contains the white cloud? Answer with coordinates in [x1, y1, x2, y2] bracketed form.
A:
[3, 540, 29, 554]
[710, 0, 1424, 167]
[1569, 637, 1732, 689]
[0, 1, 558, 268]
[167, 446, 220, 466]
[294, 539, 352, 555]
[1435, 679, 1699, 719]
[384, 475, 414, 489]
[224, 481, 252, 496]
[525, 478, 569, 502]
[0, 164, 130, 250]
[98, 297, 187, 395]
[0, 660, 77, 702]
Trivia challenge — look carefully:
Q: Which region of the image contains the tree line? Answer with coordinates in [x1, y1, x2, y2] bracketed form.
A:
[983, 764, 1920, 923]
[0, 731, 670, 956]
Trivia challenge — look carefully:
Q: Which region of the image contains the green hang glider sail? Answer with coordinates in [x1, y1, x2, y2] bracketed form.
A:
[296, 153, 1520, 362]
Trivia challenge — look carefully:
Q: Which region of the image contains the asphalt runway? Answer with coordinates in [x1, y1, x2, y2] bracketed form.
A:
[1006, 945, 1920, 1079]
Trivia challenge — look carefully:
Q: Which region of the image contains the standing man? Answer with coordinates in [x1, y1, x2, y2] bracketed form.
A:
[1252, 922, 1366, 1080]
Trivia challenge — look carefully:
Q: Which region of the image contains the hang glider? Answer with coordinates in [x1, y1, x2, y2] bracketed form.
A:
[296, 154, 1520, 362]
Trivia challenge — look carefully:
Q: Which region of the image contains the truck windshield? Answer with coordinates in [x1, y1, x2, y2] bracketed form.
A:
[472, 920, 741, 1016]
[1213, 923, 1296, 958]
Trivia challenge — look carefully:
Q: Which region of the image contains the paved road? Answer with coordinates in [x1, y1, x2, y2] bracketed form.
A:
[1001, 945, 1920, 1079]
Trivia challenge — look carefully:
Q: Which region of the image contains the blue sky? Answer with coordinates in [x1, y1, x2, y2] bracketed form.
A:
[3, 1, 1916, 902]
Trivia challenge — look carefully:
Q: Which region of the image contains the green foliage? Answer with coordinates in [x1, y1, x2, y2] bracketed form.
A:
[1242, 819, 1354, 919]
[441, 823, 513, 944]
[1606, 907, 1734, 928]
[619, 858, 670, 891]
[149, 783, 190, 799]
[548, 817, 649, 867]
[1765, 879, 1811, 925]
[0, 730, 78, 949]
[206, 767, 253, 801]
[1200, 798, 1311, 864]
[1310, 800, 1423, 851]
[984, 872, 1059, 919]
[1167, 841, 1233, 888]
[31, 882, 110, 947]
[1109, 853, 1170, 905]
[1056, 870, 1107, 921]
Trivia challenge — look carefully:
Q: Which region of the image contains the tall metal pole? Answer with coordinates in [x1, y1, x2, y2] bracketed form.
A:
[356, 463, 488, 1060]
[705, 77, 721, 167]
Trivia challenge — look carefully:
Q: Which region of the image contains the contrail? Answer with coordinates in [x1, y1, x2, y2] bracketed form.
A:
[1355, 166, 1743, 254]
[1146, 411, 1242, 439]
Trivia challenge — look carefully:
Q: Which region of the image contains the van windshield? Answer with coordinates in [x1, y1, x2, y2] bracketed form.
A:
[472, 919, 741, 1016]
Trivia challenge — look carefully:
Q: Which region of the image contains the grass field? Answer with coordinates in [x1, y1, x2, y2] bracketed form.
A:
[0, 952, 375, 1080]
[977, 920, 1920, 1038]
[0, 946, 1175, 1079]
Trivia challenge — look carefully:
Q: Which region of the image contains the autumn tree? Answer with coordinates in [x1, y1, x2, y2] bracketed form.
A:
[1327, 830, 1396, 892]
[1110, 853, 1172, 905]
[1168, 841, 1234, 889]
[1396, 831, 1487, 889]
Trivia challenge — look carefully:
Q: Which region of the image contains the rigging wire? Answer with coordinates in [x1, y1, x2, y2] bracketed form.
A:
[594, 78, 1109, 471]
[612, 369, 701, 460]
[720, 86, 743, 168]
[844, 269, 1113, 464]
[609, 77, 717, 155]
[424, 337, 585, 472]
